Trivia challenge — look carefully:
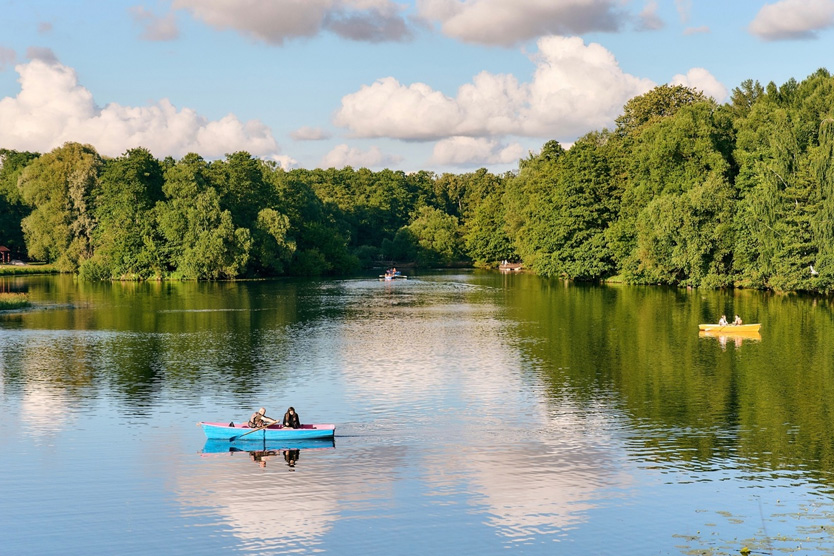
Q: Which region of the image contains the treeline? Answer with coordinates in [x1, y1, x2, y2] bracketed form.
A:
[2, 68, 834, 290]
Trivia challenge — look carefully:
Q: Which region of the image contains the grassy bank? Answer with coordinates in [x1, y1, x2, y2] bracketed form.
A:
[0, 264, 60, 276]
[0, 292, 30, 310]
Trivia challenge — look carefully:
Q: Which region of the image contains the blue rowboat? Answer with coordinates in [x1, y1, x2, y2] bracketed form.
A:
[202, 437, 335, 454]
[200, 421, 336, 441]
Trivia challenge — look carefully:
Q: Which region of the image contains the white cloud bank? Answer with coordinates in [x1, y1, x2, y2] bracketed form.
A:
[415, 0, 625, 46]
[431, 137, 523, 166]
[291, 126, 332, 141]
[173, 0, 413, 44]
[167, 0, 673, 48]
[0, 56, 286, 162]
[321, 144, 402, 168]
[334, 36, 657, 142]
[749, 0, 834, 41]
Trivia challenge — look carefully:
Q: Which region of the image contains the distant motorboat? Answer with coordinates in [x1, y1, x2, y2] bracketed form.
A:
[380, 269, 407, 281]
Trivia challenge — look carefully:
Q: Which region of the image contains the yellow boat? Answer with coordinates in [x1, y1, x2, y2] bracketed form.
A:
[698, 323, 761, 333]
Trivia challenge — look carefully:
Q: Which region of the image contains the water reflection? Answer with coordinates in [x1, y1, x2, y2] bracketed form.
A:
[178, 462, 340, 550]
[203, 438, 335, 469]
[6, 274, 834, 554]
[698, 329, 762, 349]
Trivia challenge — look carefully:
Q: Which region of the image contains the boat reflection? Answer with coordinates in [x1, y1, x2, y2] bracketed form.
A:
[699, 330, 761, 349]
[202, 438, 335, 469]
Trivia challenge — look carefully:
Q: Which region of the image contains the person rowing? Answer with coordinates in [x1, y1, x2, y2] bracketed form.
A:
[248, 407, 277, 429]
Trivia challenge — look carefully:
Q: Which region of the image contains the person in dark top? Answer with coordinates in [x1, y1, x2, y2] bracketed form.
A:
[283, 406, 300, 429]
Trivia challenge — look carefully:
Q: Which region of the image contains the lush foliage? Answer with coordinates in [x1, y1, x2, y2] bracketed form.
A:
[3, 69, 834, 291]
[0, 292, 30, 309]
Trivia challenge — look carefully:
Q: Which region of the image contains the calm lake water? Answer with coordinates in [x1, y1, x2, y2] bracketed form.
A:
[3, 271, 834, 555]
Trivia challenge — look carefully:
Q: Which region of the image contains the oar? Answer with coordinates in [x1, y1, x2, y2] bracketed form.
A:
[230, 420, 277, 442]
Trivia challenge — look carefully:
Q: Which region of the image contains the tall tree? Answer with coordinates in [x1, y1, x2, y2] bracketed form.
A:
[85, 147, 164, 279]
[18, 142, 101, 270]
[0, 149, 39, 256]
[156, 154, 251, 279]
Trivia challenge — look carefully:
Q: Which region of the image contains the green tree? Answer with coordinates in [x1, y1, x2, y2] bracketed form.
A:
[615, 99, 735, 285]
[250, 208, 295, 275]
[156, 154, 251, 279]
[615, 84, 708, 137]
[406, 205, 462, 266]
[209, 151, 274, 229]
[86, 147, 164, 279]
[18, 142, 101, 270]
[0, 149, 39, 256]
[270, 168, 358, 275]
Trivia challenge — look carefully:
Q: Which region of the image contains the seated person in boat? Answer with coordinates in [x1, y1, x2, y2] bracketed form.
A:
[733, 315, 743, 325]
[248, 407, 277, 428]
[283, 406, 301, 429]
[718, 315, 728, 326]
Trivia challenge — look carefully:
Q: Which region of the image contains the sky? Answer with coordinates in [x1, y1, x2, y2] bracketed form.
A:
[1, 0, 834, 175]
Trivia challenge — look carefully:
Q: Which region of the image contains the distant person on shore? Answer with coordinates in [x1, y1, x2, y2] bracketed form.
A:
[283, 406, 301, 429]
[718, 315, 728, 326]
[248, 407, 276, 428]
[733, 315, 743, 325]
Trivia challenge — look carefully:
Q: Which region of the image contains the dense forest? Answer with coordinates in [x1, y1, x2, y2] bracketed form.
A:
[2, 68, 834, 292]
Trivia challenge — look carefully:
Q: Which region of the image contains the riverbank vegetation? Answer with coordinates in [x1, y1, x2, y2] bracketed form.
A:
[0, 292, 30, 310]
[0, 264, 60, 276]
[2, 69, 834, 292]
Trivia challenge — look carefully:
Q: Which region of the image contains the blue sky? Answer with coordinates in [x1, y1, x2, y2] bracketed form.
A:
[2, 0, 834, 174]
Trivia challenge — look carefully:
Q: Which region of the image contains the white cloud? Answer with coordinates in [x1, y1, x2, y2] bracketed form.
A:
[0, 46, 15, 71]
[749, 0, 834, 41]
[430, 137, 523, 167]
[129, 6, 180, 41]
[334, 36, 655, 142]
[683, 25, 710, 35]
[671, 67, 728, 102]
[320, 144, 402, 168]
[173, 0, 413, 44]
[638, 1, 664, 31]
[290, 126, 332, 141]
[416, 0, 625, 46]
[268, 154, 298, 170]
[0, 58, 283, 160]
[334, 77, 464, 140]
[26, 46, 59, 65]
[675, 0, 692, 23]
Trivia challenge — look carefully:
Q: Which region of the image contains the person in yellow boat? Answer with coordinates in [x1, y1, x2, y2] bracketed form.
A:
[248, 407, 277, 428]
[718, 315, 728, 326]
[733, 315, 743, 325]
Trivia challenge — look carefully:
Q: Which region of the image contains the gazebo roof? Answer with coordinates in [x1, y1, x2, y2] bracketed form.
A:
[0, 246, 10, 252]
